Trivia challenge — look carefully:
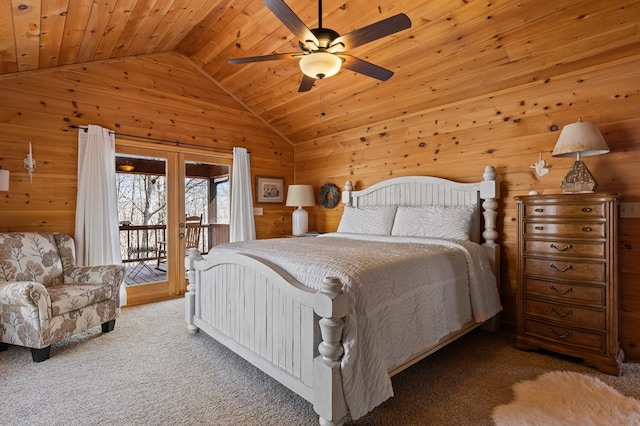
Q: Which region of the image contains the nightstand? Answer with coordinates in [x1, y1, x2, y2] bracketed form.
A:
[514, 193, 623, 375]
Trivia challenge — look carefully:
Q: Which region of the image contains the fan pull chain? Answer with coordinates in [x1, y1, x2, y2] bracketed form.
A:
[320, 89, 326, 118]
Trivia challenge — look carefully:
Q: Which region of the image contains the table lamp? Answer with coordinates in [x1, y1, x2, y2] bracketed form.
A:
[286, 185, 315, 236]
[552, 119, 610, 193]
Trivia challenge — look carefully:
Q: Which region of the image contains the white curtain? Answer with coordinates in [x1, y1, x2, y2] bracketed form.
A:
[74, 125, 125, 303]
[230, 147, 256, 242]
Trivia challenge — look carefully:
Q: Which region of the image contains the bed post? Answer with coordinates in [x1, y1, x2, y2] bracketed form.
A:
[313, 277, 350, 426]
[480, 165, 501, 331]
[341, 180, 353, 207]
[479, 165, 499, 272]
[185, 248, 204, 334]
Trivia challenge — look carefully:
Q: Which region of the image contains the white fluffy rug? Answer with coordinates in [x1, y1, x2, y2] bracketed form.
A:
[492, 371, 640, 426]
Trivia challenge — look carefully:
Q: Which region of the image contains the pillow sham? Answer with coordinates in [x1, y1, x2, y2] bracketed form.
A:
[337, 205, 398, 235]
[391, 205, 476, 240]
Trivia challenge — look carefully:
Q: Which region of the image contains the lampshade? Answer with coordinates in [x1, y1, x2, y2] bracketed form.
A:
[0, 168, 9, 191]
[299, 52, 342, 79]
[286, 185, 316, 207]
[552, 119, 610, 193]
[552, 120, 610, 158]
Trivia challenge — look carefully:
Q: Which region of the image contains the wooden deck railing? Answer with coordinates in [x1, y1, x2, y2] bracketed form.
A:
[119, 224, 229, 264]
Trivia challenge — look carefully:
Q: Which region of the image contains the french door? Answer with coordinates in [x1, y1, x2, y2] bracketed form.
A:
[116, 141, 231, 306]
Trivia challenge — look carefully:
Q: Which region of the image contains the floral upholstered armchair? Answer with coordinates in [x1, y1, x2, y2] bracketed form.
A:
[0, 232, 125, 362]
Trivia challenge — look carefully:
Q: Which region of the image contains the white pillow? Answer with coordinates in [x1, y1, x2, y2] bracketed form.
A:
[391, 205, 476, 240]
[337, 205, 398, 235]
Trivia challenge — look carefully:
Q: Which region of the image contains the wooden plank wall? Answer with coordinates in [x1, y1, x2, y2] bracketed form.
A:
[295, 53, 640, 361]
[0, 52, 294, 239]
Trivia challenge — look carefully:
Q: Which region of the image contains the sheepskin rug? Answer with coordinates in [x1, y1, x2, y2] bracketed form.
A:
[492, 371, 640, 425]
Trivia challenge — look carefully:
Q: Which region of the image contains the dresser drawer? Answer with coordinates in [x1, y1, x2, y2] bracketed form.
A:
[522, 318, 605, 352]
[523, 278, 605, 305]
[524, 257, 605, 282]
[524, 298, 605, 330]
[524, 240, 605, 258]
[524, 222, 605, 238]
[524, 203, 604, 218]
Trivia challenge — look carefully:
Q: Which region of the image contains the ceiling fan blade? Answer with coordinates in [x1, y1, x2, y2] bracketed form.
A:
[332, 13, 411, 50]
[263, 0, 318, 46]
[228, 52, 300, 64]
[340, 54, 394, 81]
[298, 74, 316, 92]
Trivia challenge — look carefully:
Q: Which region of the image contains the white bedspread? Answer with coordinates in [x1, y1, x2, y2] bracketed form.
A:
[208, 233, 502, 420]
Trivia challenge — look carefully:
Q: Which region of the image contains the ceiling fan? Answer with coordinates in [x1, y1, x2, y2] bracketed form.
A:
[228, 0, 412, 92]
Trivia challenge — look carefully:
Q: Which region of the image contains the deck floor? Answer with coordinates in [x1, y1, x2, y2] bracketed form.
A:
[124, 261, 167, 285]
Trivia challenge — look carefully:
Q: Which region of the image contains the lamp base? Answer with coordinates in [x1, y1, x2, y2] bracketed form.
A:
[560, 160, 598, 193]
[292, 206, 309, 236]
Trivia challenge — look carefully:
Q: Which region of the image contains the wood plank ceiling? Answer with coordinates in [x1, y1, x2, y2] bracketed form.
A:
[1, 0, 638, 145]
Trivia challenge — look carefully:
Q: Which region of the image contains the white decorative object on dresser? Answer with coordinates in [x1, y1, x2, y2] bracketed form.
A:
[514, 193, 623, 375]
[185, 166, 501, 425]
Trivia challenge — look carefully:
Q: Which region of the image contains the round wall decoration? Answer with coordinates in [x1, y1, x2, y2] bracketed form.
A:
[318, 183, 340, 208]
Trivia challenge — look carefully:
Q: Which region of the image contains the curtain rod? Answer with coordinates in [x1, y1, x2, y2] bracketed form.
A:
[70, 125, 242, 154]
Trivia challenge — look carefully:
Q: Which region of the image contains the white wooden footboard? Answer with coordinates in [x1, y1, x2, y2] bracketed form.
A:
[185, 250, 349, 425]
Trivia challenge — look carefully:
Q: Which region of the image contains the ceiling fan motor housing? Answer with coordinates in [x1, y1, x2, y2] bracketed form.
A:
[311, 28, 340, 49]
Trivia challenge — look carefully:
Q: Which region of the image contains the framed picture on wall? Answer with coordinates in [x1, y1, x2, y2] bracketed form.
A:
[256, 176, 285, 203]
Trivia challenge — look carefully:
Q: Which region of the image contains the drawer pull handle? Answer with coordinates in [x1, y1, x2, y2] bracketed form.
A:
[550, 243, 572, 252]
[534, 208, 544, 212]
[549, 284, 573, 295]
[534, 226, 544, 231]
[550, 263, 572, 273]
[549, 328, 572, 339]
[581, 227, 592, 232]
[581, 207, 592, 212]
[550, 306, 573, 317]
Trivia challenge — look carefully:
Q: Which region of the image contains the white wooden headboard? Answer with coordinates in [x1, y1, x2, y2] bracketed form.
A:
[341, 166, 500, 271]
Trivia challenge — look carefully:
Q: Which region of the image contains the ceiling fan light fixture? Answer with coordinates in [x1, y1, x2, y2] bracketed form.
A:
[299, 52, 341, 79]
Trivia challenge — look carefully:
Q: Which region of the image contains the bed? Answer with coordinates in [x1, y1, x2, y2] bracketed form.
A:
[185, 166, 501, 425]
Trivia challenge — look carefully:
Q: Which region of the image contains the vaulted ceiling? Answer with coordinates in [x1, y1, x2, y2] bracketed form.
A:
[1, 0, 638, 144]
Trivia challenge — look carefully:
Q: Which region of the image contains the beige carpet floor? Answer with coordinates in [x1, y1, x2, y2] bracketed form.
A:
[1, 298, 638, 425]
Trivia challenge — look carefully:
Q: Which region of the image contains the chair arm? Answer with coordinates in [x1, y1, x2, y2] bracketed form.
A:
[0, 281, 52, 309]
[64, 265, 126, 289]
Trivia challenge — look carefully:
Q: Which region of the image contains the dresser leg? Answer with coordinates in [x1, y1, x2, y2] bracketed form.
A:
[583, 348, 624, 376]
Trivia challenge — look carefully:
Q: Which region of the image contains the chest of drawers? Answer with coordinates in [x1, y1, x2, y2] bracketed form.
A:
[514, 193, 623, 375]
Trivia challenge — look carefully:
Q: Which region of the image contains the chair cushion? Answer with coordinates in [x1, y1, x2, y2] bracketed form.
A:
[48, 283, 113, 316]
[0, 232, 64, 286]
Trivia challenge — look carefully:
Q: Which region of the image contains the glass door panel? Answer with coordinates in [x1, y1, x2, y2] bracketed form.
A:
[115, 145, 179, 306]
[179, 155, 231, 294]
[116, 154, 168, 286]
